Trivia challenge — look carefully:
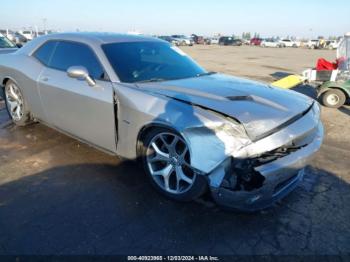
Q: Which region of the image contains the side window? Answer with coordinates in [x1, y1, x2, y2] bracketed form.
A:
[49, 41, 105, 80]
[33, 41, 58, 66]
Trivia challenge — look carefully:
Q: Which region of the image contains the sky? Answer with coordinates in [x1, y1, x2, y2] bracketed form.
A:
[0, 0, 349, 38]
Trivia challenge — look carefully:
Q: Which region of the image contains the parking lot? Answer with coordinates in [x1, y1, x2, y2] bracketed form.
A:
[0, 45, 349, 255]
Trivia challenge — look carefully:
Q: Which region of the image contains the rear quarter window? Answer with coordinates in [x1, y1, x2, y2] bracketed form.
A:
[33, 41, 58, 66]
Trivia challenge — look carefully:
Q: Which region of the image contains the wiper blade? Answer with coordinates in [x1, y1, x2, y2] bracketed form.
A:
[136, 78, 167, 83]
[196, 71, 216, 77]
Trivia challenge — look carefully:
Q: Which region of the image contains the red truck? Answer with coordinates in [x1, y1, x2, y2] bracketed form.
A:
[250, 38, 262, 46]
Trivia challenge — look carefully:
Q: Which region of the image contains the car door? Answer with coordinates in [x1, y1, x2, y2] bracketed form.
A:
[37, 40, 117, 153]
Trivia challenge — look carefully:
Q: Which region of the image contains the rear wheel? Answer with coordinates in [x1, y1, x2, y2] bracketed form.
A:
[4, 80, 32, 126]
[321, 89, 346, 108]
[139, 128, 207, 201]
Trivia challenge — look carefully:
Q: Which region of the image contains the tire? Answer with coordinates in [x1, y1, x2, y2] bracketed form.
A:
[321, 89, 346, 108]
[3, 80, 32, 126]
[139, 127, 207, 202]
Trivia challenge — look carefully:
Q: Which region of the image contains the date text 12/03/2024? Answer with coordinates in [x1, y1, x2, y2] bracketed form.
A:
[127, 256, 220, 261]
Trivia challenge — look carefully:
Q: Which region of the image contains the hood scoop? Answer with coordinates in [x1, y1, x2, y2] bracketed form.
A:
[138, 73, 313, 140]
[227, 95, 288, 112]
[226, 95, 253, 101]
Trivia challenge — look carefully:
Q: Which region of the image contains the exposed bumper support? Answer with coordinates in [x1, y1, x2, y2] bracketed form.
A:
[209, 122, 324, 212]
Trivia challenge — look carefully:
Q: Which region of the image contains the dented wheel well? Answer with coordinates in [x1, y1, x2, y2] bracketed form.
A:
[137, 124, 179, 156]
[2, 78, 10, 88]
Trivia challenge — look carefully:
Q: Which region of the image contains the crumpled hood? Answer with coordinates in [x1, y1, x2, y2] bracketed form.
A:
[138, 74, 313, 140]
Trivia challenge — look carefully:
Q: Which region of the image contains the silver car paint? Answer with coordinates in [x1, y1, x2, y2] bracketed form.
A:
[38, 67, 117, 153]
[0, 33, 323, 186]
[0, 48, 18, 54]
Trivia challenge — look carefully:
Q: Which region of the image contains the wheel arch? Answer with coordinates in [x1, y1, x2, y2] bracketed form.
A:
[2, 76, 19, 89]
[1, 77, 18, 99]
[319, 85, 350, 100]
[136, 122, 182, 157]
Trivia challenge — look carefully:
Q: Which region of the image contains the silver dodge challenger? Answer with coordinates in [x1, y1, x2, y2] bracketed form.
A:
[0, 33, 324, 211]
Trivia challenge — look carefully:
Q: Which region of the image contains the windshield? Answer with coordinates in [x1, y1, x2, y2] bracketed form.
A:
[102, 41, 207, 83]
[0, 36, 16, 48]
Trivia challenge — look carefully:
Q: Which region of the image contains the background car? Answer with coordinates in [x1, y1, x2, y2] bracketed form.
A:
[209, 37, 219, 44]
[280, 39, 300, 48]
[0, 33, 18, 54]
[0, 29, 16, 42]
[250, 37, 262, 46]
[306, 39, 320, 49]
[218, 36, 242, 46]
[232, 39, 243, 46]
[241, 39, 251, 45]
[34, 31, 47, 38]
[261, 38, 284, 48]
[326, 40, 339, 50]
[191, 34, 205, 44]
[158, 36, 180, 46]
[171, 35, 194, 46]
[14, 32, 27, 45]
[19, 30, 34, 41]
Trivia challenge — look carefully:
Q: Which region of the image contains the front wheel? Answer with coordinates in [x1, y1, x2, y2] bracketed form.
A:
[321, 89, 346, 108]
[4, 80, 32, 126]
[139, 128, 207, 201]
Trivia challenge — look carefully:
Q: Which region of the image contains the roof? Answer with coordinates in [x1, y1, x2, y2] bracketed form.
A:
[17, 32, 165, 56]
[40, 32, 162, 44]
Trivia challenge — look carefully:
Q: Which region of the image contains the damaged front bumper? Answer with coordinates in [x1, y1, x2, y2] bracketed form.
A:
[209, 122, 324, 212]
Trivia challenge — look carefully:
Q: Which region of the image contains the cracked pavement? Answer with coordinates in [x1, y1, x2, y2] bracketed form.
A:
[0, 46, 349, 255]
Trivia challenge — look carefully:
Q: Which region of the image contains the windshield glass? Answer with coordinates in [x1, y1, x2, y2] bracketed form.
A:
[0, 36, 16, 48]
[102, 41, 207, 83]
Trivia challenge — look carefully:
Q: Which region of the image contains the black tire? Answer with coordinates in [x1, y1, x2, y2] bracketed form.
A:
[138, 127, 207, 202]
[321, 89, 346, 108]
[3, 80, 32, 126]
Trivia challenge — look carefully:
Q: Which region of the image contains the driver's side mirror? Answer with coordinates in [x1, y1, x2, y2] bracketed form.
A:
[67, 66, 96, 86]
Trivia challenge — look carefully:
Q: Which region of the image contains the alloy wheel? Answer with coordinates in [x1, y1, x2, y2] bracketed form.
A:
[5, 83, 24, 121]
[146, 132, 196, 194]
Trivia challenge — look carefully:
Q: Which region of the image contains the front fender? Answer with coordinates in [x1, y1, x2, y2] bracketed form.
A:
[181, 120, 250, 173]
[113, 83, 251, 174]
